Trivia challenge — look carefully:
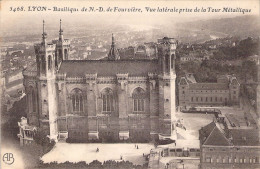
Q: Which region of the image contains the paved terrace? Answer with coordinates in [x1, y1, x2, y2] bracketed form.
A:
[41, 143, 154, 165]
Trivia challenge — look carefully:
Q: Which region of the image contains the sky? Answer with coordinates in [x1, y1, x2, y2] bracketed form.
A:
[0, 0, 259, 35]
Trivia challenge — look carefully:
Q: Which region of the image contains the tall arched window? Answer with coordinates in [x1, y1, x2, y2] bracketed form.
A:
[55, 51, 58, 67]
[165, 55, 169, 71]
[48, 55, 52, 70]
[42, 55, 46, 72]
[101, 88, 114, 112]
[64, 49, 68, 60]
[59, 49, 62, 61]
[32, 89, 36, 112]
[171, 54, 175, 69]
[71, 89, 83, 112]
[28, 87, 37, 113]
[132, 87, 146, 112]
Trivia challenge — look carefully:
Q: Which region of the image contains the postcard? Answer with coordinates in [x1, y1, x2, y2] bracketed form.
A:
[1, 0, 259, 169]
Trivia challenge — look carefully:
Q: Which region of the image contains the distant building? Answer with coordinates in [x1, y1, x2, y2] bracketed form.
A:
[118, 42, 157, 60]
[178, 74, 240, 107]
[180, 55, 196, 62]
[248, 55, 260, 63]
[5, 69, 24, 97]
[199, 120, 260, 169]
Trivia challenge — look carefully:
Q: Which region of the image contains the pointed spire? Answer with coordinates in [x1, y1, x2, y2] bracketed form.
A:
[112, 33, 115, 46]
[43, 20, 45, 34]
[59, 19, 63, 35]
[108, 33, 120, 60]
[42, 20, 47, 41]
[59, 19, 64, 41]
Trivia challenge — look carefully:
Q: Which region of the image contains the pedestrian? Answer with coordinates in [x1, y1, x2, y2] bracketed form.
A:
[137, 145, 139, 149]
[96, 148, 99, 152]
[143, 153, 144, 157]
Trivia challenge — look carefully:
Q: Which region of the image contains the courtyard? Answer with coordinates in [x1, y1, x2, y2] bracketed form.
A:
[41, 143, 154, 165]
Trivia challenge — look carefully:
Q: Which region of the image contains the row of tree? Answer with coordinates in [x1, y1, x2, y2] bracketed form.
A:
[38, 160, 148, 169]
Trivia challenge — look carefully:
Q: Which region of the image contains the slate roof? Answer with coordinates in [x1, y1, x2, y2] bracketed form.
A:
[229, 129, 260, 146]
[200, 121, 260, 147]
[58, 60, 159, 77]
[203, 126, 231, 146]
[200, 121, 216, 139]
[189, 83, 229, 90]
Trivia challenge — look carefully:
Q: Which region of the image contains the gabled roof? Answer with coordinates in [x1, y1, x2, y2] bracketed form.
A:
[203, 126, 231, 146]
[58, 60, 159, 77]
[179, 77, 188, 85]
[200, 121, 216, 138]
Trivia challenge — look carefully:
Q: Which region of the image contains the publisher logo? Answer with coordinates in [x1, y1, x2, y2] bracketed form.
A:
[3, 153, 14, 165]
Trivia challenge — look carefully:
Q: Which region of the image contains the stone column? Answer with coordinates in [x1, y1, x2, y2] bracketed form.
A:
[117, 74, 129, 140]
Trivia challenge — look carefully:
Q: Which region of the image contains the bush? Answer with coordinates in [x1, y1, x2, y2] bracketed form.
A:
[37, 160, 148, 169]
[34, 129, 56, 154]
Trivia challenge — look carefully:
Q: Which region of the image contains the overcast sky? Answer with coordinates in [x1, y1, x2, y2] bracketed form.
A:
[1, 0, 259, 35]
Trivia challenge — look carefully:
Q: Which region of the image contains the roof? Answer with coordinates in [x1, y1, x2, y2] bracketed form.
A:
[200, 121, 260, 147]
[200, 121, 216, 139]
[189, 83, 229, 90]
[185, 74, 196, 83]
[229, 129, 260, 146]
[179, 77, 188, 85]
[58, 60, 159, 77]
[230, 78, 239, 86]
[203, 126, 231, 146]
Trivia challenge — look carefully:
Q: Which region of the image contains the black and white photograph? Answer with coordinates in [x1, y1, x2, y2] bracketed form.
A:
[0, 0, 259, 169]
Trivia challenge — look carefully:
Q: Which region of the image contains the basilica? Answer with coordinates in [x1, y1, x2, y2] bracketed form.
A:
[22, 20, 177, 142]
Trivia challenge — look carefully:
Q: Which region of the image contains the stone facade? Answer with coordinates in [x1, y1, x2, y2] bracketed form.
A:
[22, 21, 178, 142]
[178, 74, 240, 107]
[199, 121, 260, 169]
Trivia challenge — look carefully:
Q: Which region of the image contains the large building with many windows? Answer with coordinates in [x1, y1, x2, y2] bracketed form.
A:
[178, 74, 240, 107]
[199, 120, 260, 169]
[22, 20, 178, 142]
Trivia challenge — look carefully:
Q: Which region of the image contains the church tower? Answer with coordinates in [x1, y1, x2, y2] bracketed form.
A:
[157, 37, 177, 140]
[56, 19, 70, 65]
[108, 34, 120, 60]
[35, 20, 58, 141]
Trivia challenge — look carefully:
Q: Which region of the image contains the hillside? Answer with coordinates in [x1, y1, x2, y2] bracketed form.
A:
[177, 15, 260, 38]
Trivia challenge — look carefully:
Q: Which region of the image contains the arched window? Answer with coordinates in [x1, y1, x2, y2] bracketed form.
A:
[28, 87, 37, 113]
[64, 49, 68, 60]
[71, 89, 83, 112]
[48, 55, 52, 70]
[132, 87, 146, 112]
[55, 51, 58, 67]
[32, 89, 36, 112]
[42, 55, 46, 72]
[165, 55, 169, 71]
[171, 54, 175, 69]
[101, 88, 114, 112]
[59, 49, 62, 61]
